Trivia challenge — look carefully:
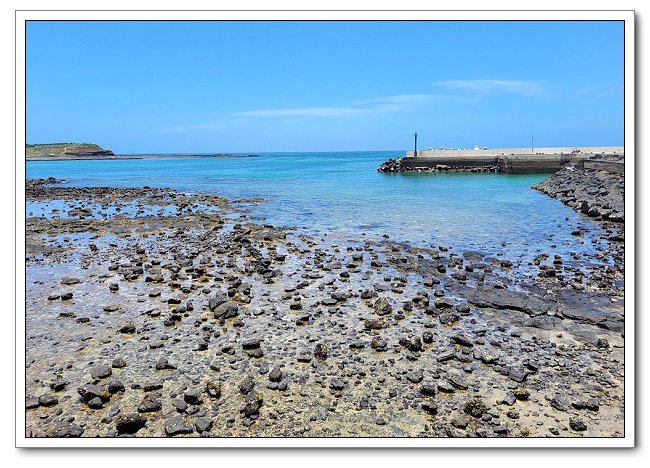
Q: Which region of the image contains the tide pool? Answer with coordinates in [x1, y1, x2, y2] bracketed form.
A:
[26, 151, 607, 264]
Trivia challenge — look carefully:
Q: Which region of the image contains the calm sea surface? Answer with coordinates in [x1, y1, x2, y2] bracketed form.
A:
[26, 151, 607, 264]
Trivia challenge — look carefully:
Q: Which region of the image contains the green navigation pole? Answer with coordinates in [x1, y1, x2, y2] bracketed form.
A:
[531, 129, 534, 154]
[414, 132, 418, 157]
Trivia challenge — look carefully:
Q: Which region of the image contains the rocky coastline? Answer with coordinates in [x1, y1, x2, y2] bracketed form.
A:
[531, 156, 625, 223]
[25, 177, 624, 438]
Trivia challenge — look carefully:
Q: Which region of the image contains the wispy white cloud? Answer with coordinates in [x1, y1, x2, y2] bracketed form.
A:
[437, 79, 543, 96]
[235, 93, 467, 119]
[234, 107, 374, 118]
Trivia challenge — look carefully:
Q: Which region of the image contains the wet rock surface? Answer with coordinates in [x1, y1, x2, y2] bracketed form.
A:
[532, 156, 624, 222]
[25, 180, 624, 438]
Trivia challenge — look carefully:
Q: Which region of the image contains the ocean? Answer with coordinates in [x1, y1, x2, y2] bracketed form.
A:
[25, 151, 608, 267]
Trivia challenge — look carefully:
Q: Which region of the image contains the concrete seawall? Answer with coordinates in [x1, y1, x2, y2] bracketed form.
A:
[393, 153, 580, 174]
[582, 159, 625, 174]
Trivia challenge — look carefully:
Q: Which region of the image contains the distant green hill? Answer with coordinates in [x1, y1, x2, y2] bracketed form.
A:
[26, 143, 114, 158]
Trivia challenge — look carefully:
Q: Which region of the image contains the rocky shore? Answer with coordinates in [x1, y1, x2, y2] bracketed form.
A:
[532, 156, 625, 222]
[25, 178, 624, 438]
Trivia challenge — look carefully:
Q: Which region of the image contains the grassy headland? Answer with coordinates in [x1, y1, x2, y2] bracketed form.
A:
[26, 143, 115, 160]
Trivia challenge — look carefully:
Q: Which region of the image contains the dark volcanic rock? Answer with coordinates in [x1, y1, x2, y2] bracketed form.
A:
[330, 378, 345, 391]
[364, 318, 385, 330]
[241, 392, 264, 419]
[165, 415, 194, 436]
[77, 383, 110, 402]
[49, 378, 69, 391]
[116, 414, 147, 434]
[138, 394, 162, 413]
[532, 161, 624, 222]
[420, 384, 437, 397]
[373, 297, 393, 315]
[239, 376, 255, 394]
[242, 338, 262, 350]
[451, 334, 474, 347]
[371, 336, 388, 351]
[422, 403, 438, 415]
[119, 322, 136, 334]
[447, 370, 469, 390]
[155, 357, 176, 370]
[464, 399, 487, 418]
[548, 395, 571, 412]
[214, 301, 239, 320]
[406, 370, 424, 384]
[91, 365, 113, 379]
[269, 366, 283, 382]
[554, 289, 623, 331]
[361, 289, 378, 300]
[39, 394, 58, 407]
[172, 399, 188, 412]
[61, 277, 81, 285]
[195, 416, 213, 433]
[87, 397, 103, 409]
[407, 336, 423, 352]
[112, 357, 127, 368]
[313, 343, 329, 359]
[508, 368, 528, 383]
[183, 389, 202, 405]
[569, 417, 588, 432]
[467, 287, 552, 317]
[107, 380, 125, 394]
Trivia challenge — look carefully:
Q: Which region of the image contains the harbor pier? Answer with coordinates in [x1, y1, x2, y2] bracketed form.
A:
[378, 146, 624, 174]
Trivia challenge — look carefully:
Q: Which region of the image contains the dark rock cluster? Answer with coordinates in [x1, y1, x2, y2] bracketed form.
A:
[377, 158, 403, 173]
[532, 158, 624, 222]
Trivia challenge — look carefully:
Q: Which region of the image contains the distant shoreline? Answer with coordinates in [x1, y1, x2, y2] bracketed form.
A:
[26, 153, 258, 161]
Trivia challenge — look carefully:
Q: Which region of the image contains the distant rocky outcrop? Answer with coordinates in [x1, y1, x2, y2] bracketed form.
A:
[26, 143, 114, 160]
[532, 155, 624, 222]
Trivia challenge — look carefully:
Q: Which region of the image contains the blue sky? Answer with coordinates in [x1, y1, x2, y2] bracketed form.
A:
[26, 21, 624, 153]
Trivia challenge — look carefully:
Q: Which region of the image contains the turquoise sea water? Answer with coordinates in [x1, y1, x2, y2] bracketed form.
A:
[26, 151, 607, 263]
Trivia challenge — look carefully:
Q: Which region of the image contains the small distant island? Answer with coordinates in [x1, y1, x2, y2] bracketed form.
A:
[25, 143, 257, 161]
[26, 143, 115, 160]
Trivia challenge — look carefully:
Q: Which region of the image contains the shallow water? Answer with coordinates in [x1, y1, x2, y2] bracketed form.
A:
[26, 151, 608, 264]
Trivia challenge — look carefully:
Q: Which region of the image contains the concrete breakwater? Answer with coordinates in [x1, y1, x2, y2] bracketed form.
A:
[378, 154, 581, 174]
[379, 145, 624, 174]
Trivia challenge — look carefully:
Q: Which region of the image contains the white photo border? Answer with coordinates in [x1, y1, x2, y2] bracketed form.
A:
[15, 9, 635, 449]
